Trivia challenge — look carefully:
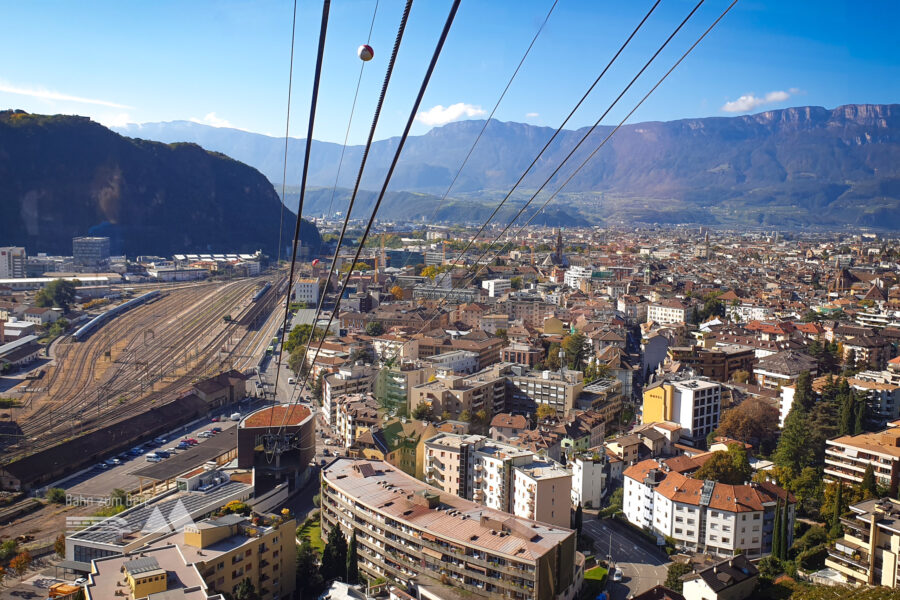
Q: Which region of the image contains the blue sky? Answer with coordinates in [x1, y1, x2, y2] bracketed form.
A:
[1, 0, 897, 144]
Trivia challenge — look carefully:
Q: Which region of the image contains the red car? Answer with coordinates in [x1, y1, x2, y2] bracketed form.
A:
[211, 417, 219, 423]
[183, 438, 199, 445]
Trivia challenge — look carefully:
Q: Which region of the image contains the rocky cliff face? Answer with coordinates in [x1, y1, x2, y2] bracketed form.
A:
[0, 111, 320, 256]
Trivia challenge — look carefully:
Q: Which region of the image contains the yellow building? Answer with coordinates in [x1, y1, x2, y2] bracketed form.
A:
[641, 378, 722, 447]
[353, 418, 438, 479]
[183, 514, 297, 600]
[85, 514, 297, 600]
[123, 557, 167, 598]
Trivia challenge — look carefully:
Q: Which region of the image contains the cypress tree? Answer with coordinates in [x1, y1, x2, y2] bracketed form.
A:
[772, 500, 782, 559]
[861, 463, 877, 499]
[794, 371, 814, 411]
[574, 503, 583, 536]
[830, 483, 844, 538]
[780, 502, 790, 559]
[774, 405, 813, 474]
[853, 397, 866, 435]
[839, 393, 853, 436]
[346, 529, 358, 585]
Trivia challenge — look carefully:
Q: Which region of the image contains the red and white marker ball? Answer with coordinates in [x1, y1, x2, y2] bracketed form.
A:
[358, 44, 374, 62]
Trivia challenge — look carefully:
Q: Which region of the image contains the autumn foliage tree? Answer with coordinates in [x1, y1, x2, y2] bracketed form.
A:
[694, 444, 752, 485]
[715, 398, 780, 453]
[9, 550, 32, 577]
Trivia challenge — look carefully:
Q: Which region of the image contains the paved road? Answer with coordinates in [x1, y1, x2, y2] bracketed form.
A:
[582, 518, 669, 600]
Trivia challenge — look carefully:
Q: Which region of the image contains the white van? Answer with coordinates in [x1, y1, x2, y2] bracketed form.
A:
[230, 412, 241, 421]
[288, 377, 296, 384]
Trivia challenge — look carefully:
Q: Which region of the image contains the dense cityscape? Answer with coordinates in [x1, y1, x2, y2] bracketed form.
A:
[1, 223, 899, 600]
[1, 1, 899, 600]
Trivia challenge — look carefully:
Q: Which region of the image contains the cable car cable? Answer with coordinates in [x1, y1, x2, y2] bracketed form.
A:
[276, 0, 299, 264]
[269, 0, 331, 427]
[278, 0, 462, 435]
[325, 0, 381, 220]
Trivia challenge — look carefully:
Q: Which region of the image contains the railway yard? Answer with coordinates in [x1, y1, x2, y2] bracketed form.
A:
[0, 274, 285, 464]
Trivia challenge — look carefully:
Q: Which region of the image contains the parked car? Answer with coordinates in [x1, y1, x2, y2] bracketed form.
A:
[145, 453, 161, 462]
[211, 416, 219, 422]
[198, 432, 212, 439]
[177, 442, 190, 449]
[74, 577, 88, 585]
[104, 459, 117, 467]
[155, 450, 170, 458]
[211, 427, 222, 433]
[611, 569, 623, 582]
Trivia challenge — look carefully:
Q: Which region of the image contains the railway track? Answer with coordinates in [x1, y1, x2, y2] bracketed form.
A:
[1, 277, 273, 462]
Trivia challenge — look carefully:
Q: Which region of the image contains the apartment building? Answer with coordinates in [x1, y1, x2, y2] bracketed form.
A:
[563, 266, 593, 289]
[513, 461, 573, 527]
[291, 277, 320, 304]
[425, 349, 479, 374]
[617, 295, 648, 324]
[753, 350, 818, 390]
[85, 514, 296, 600]
[335, 393, 380, 448]
[323, 363, 377, 424]
[425, 433, 572, 527]
[642, 379, 722, 447]
[410, 368, 508, 421]
[501, 342, 544, 368]
[73, 236, 110, 269]
[824, 427, 900, 491]
[666, 345, 757, 383]
[507, 295, 556, 328]
[624, 459, 794, 558]
[0, 247, 26, 278]
[320, 459, 582, 600]
[482, 279, 512, 298]
[568, 452, 608, 509]
[826, 497, 900, 587]
[647, 299, 689, 325]
[506, 368, 584, 416]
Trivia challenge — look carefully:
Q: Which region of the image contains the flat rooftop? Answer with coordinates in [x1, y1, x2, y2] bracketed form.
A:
[88, 545, 207, 600]
[69, 481, 250, 546]
[323, 458, 573, 561]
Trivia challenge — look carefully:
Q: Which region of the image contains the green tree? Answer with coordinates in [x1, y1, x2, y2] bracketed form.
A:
[854, 398, 867, 435]
[544, 343, 561, 370]
[46, 487, 66, 503]
[54, 534, 66, 558]
[412, 403, 432, 420]
[573, 503, 583, 536]
[321, 524, 348, 583]
[830, 483, 844, 538]
[694, 444, 752, 485]
[346, 529, 359, 585]
[284, 324, 327, 354]
[860, 464, 877, 499]
[510, 276, 523, 290]
[794, 371, 815, 411]
[772, 500, 783, 560]
[756, 556, 783, 583]
[561, 333, 587, 370]
[296, 537, 323, 597]
[536, 404, 557, 421]
[774, 403, 814, 476]
[715, 398, 780, 452]
[234, 578, 260, 600]
[664, 562, 692, 593]
[365, 321, 385, 336]
[35, 279, 77, 311]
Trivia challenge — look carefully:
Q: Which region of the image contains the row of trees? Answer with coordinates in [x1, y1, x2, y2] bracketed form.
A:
[296, 524, 360, 599]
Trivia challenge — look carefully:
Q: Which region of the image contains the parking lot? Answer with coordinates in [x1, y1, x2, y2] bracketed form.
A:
[56, 416, 240, 498]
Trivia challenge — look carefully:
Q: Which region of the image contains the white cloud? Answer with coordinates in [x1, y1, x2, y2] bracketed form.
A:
[415, 103, 486, 126]
[190, 112, 233, 128]
[96, 113, 133, 128]
[525, 112, 540, 118]
[721, 90, 793, 113]
[0, 80, 132, 109]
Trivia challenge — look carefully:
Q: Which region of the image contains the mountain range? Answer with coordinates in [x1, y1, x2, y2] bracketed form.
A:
[0, 110, 320, 257]
[115, 104, 900, 229]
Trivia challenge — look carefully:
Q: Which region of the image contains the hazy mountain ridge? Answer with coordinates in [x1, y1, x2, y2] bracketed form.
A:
[0, 110, 320, 257]
[115, 104, 900, 228]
